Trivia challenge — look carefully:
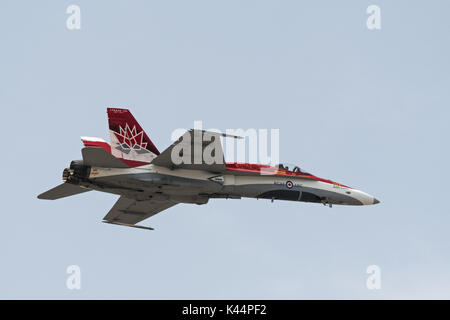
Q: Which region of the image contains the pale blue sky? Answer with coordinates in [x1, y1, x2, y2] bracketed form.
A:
[1, 0, 449, 299]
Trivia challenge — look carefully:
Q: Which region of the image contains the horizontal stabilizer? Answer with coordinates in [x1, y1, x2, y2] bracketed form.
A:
[81, 147, 129, 168]
[37, 183, 91, 200]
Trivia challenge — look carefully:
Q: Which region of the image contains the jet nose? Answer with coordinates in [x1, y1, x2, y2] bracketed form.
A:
[351, 189, 380, 205]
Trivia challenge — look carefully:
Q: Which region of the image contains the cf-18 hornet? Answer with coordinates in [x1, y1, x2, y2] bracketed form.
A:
[38, 108, 379, 230]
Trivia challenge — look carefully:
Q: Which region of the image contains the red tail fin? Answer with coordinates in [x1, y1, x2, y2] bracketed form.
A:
[107, 108, 159, 163]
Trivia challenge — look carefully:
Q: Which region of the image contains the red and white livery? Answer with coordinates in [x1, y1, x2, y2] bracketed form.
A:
[38, 108, 379, 230]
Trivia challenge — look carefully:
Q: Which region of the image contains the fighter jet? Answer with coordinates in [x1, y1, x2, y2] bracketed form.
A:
[38, 108, 379, 230]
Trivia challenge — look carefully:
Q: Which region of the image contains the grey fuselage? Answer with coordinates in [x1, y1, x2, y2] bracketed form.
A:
[69, 162, 378, 206]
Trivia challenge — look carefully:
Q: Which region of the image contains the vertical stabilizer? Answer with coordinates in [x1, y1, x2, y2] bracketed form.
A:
[107, 108, 159, 163]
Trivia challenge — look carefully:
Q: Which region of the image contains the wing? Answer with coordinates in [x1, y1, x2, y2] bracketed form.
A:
[102, 196, 178, 229]
[151, 129, 241, 173]
[38, 183, 91, 200]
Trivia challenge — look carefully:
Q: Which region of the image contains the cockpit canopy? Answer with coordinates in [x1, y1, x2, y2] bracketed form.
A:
[276, 163, 311, 175]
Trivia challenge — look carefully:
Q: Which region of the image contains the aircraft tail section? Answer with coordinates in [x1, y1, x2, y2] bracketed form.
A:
[107, 108, 159, 163]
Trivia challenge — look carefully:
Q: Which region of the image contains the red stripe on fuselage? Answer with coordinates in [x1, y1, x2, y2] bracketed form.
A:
[120, 159, 151, 168]
[225, 162, 350, 188]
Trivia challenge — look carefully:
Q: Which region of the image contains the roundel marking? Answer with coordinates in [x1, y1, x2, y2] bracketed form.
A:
[286, 181, 294, 189]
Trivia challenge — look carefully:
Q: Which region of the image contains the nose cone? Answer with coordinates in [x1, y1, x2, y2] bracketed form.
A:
[351, 189, 380, 205]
